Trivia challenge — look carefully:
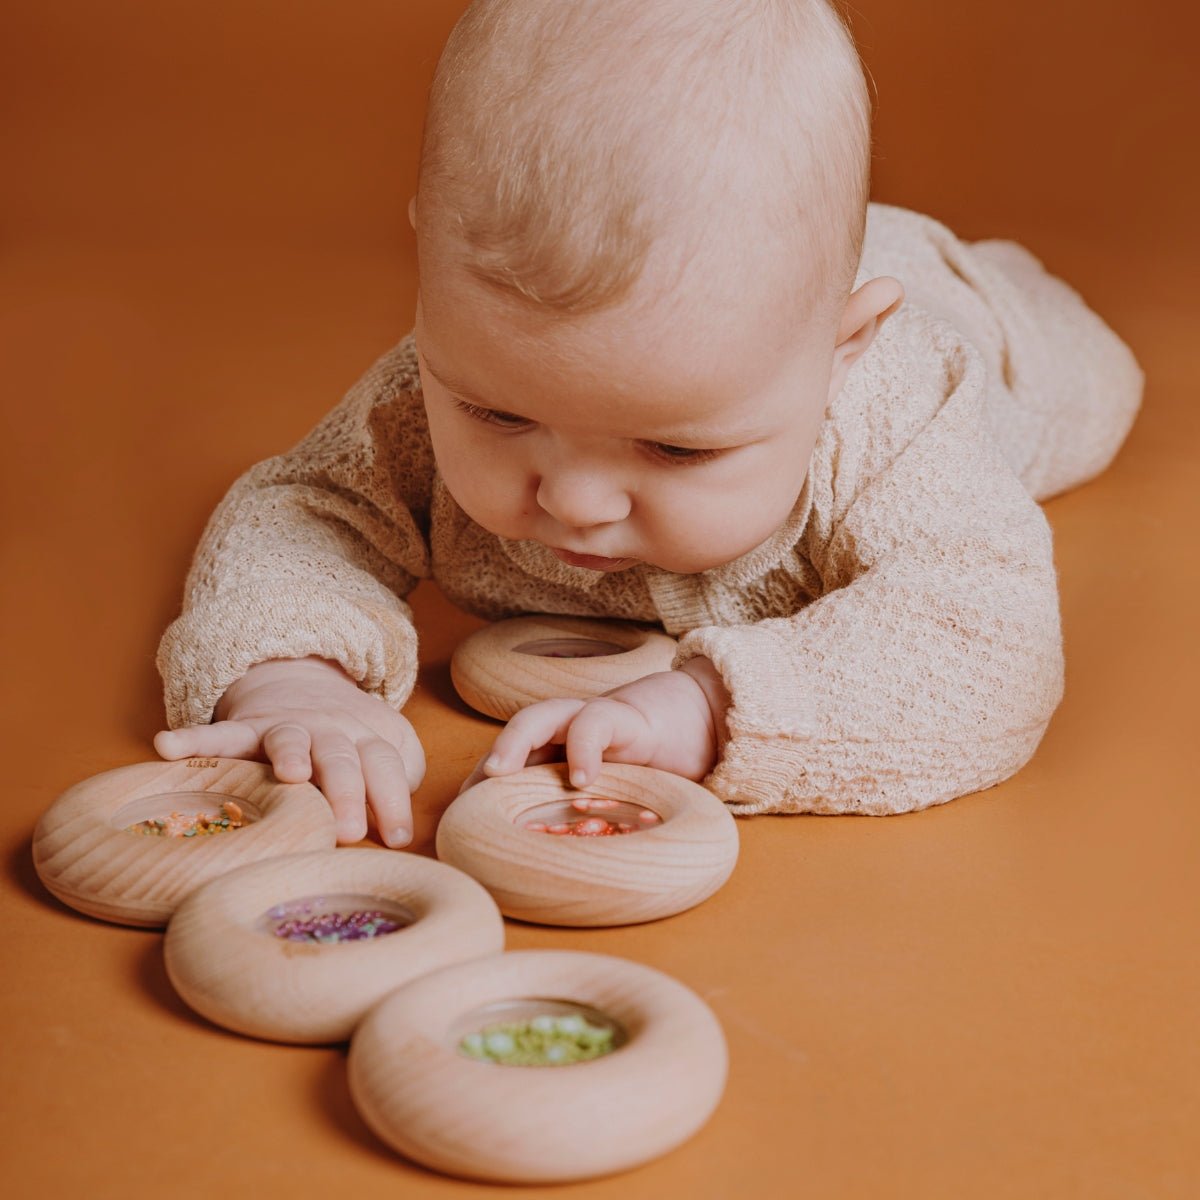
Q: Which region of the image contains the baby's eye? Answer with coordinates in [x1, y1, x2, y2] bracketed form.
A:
[453, 399, 532, 429]
[644, 441, 721, 466]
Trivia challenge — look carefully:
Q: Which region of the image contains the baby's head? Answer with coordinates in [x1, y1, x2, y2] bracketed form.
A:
[412, 0, 902, 575]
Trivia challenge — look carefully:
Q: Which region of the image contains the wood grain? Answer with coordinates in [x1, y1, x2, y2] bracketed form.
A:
[164, 847, 505, 1043]
[450, 616, 678, 720]
[32, 759, 337, 927]
[348, 949, 728, 1183]
[436, 763, 739, 926]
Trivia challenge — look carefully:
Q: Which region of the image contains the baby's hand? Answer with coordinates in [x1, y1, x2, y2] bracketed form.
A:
[154, 657, 425, 848]
[461, 658, 729, 793]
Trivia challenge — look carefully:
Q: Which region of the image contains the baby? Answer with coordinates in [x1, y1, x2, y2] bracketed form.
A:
[154, 0, 1142, 847]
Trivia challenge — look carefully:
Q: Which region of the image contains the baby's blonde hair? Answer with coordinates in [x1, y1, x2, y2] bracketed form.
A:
[418, 0, 871, 317]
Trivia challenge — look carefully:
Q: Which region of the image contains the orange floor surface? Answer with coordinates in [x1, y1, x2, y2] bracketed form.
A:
[3, 2, 1197, 1197]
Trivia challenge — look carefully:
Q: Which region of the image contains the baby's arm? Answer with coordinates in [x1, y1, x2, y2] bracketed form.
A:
[156, 339, 434, 844]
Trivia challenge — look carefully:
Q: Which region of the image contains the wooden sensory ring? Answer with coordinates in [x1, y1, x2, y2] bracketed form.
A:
[348, 949, 728, 1184]
[32, 758, 336, 928]
[450, 615, 678, 721]
[163, 848, 505, 1044]
[435, 763, 739, 926]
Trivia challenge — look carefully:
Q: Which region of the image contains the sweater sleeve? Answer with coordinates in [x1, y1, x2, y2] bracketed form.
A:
[156, 337, 436, 728]
[672, 313, 1064, 816]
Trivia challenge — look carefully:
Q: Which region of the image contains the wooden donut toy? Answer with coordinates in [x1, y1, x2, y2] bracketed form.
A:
[163, 848, 505, 1043]
[436, 763, 738, 926]
[348, 949, 727, 1184]
[450, 615, 678, 720]
[32, 758, 336, 927]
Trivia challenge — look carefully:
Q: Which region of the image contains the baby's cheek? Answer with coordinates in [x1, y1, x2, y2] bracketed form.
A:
[643, 496, 741, 568]
[445, 451, 530, 534]
[648, 483, 797, 571]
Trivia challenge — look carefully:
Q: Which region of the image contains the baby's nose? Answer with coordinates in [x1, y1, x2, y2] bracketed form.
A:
[535, 468, 632, 529]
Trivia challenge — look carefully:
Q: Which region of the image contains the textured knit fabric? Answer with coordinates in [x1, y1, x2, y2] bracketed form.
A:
[157, 204, 1143, 815]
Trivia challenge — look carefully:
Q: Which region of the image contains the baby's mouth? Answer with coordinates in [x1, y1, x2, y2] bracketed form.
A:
[550, 548, 639, 571]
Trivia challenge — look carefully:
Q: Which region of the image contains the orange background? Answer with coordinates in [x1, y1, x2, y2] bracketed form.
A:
[2, 1, 1197, 1196]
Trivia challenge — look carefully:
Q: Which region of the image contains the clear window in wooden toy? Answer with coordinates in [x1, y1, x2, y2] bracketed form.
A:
[450, 616, 678, 720]
[32, 759, 337, 927]
[436, 763, 738, 926]
[348, 949, 727, 1184]
[163, 848, 505, 1043]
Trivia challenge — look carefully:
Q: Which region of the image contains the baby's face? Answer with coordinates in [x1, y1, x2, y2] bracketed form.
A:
[415, 240, 838, 576]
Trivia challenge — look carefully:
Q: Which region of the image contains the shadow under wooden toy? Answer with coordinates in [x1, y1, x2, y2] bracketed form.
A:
[164, 848, 505, 1043]
[436, 763, 738, 926]
[450, 615, 678, 720]
[32, 758, 336, 927]
[348, 949, 727, 1184]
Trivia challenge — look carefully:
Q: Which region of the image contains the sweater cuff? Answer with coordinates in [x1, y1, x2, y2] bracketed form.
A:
[672, 625, 817, 741]
[672, 624, 817, 813]
[156, 585, 419, 728]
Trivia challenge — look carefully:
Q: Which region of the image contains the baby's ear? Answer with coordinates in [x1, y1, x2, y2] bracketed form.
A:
[828, 276, 905, 397]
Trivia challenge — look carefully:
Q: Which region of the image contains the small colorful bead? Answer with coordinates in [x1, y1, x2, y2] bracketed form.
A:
[527, 803, 662, 836]
[458, 1013, 617, 1066]
[126, 800, 245, 838]
[268, 900, 404, 944]
[574, 817, 610, 836]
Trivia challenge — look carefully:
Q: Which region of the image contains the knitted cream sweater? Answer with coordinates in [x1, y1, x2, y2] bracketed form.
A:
[157, 205, 1142, 815]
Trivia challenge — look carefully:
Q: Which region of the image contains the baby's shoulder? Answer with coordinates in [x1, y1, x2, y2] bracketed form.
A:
[810, 299, 987, 526]
[833, 300, 983, 440]
[350, 334, 424, 412]
[283, 333, 435, 500]
[354, 335, 436, 501]
[297, 335, 426, 451]
[858, 202, 965, 282]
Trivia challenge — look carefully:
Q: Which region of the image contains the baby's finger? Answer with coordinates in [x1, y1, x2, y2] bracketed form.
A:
[484, 699, 587, 775]
[261, 722, 314, 783]
[154, 722, 261, 762]
[358, 737, 413, 848]
[396, 725, 427, 793]
[563, 700, 635, 788]
[310, 732, 368, 844]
